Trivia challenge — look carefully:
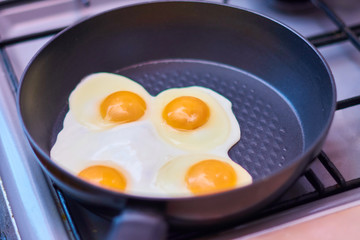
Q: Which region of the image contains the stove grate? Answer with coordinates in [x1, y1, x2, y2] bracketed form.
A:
[311, 0, 360, 50]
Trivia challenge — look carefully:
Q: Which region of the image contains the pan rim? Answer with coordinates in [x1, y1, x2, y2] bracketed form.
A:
[16, 0, 336, 202]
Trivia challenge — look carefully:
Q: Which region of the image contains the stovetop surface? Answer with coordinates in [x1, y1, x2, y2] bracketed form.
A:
[1, 0, 360, 239]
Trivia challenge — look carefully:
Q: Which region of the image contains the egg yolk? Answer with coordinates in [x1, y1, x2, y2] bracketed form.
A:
[100, 91, 146, 124]
[78, 165, 127, 192]
[162, 96, 210, 131]
[185, 160, 237, 195]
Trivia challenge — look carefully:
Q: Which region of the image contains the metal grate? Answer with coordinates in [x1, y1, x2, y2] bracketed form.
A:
[0, 0, 90, 9]
[1, 0, 360, 239]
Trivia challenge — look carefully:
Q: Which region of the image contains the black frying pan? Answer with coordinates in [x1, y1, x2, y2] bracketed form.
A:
[17, 1, 336, 239]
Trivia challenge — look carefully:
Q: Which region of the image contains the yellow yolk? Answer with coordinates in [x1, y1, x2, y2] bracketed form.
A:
[100, 91, 146, 124]
[162, 96, 210, 131]
[185, 159, 237, 195]
[78, 165, 127, 192]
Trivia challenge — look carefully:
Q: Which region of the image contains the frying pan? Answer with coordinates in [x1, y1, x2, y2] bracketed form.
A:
[17, 1, 336, 239]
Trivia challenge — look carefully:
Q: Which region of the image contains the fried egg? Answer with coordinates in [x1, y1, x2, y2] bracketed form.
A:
[156, 154, 252, 196]
[50, 72, 249, 197]
[151, 86, 240, 152]
[69, 72, 151, 130]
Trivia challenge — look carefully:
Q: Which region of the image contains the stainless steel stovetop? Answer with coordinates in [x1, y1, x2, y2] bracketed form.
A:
[1, 0, 360, 239]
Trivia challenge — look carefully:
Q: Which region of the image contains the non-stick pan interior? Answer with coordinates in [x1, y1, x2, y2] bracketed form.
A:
[118, 60, 303, 180]
[50, 59, 303, 181]
[19, 1, 334, 183]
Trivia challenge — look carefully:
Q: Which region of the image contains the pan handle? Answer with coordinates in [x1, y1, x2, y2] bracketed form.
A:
[106, 204, 167, 240]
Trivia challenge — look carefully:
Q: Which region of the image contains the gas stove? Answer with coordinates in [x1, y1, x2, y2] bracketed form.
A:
[1, 0, 360, 239]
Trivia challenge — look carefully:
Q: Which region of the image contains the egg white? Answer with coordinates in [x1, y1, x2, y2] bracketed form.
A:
[50, 112, 186, 196]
